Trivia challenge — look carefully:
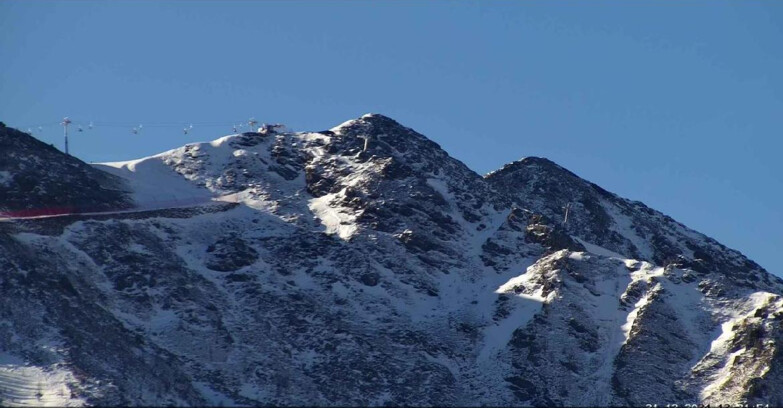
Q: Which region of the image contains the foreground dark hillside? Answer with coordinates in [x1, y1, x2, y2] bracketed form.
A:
[0, 123, 131, 215]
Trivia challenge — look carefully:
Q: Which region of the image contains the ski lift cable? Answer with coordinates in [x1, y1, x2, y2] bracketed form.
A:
[14, 118, 287, 139]
[15, 120, 252, 129]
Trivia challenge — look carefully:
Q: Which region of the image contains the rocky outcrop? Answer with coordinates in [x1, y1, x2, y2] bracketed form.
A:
[0, 115, 780, 406]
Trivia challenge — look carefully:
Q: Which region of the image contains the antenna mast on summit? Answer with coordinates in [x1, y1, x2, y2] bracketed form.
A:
[359, 135, 370, 152]
[61, 117, 72, 155]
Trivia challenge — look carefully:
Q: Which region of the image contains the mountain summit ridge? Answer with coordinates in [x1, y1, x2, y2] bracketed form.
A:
[0, 114, 781, 406]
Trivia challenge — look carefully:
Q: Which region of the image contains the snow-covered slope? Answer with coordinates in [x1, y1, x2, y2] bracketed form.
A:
[0, 352, 85, 407]
[94, 156, 213, 208]
[0, 115, 781, 406]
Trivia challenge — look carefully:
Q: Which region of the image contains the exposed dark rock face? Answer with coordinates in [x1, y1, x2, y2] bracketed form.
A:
[0, 115, 780, 406]
[486, 157, 779, 292]
[205, 235, 259, 272]
[524, 213, 585, 253]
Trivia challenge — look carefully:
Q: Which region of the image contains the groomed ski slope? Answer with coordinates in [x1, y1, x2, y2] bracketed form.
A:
[0, 354, 84, 407]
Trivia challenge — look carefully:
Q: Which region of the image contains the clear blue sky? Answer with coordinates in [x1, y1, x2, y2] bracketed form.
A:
[1, 1, 781, 275]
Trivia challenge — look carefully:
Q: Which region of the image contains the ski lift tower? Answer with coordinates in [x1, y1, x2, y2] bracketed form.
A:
[61, 117, 72, 155]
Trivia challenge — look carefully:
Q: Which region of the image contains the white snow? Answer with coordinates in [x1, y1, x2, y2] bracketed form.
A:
[425, 178, 450, 202]
[4, 121, 776, 406]
[0, 170, 12, 186]
[618, 264, 664, 344]
[477, 291, 544, 362]
[329, 119, 360, 135]
[478, 266, 548, 362]
[308, 192, 358, 240]
[580, 263, 634, 405]
[621, 284, 654, 343]
[95, 156, 213, 208]
[0, 353, 84, 407]
[425, 177, 509, 258]
[575, 237, 626, 259]
[191, 381, 239, 407]
[696, 291, 778, 402]
[567, 252, 587, 261]
[645, 290, 780, 408]
[601, 202, 654, 259]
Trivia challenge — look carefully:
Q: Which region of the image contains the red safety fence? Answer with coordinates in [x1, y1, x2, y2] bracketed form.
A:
[0, 194, 233, 220]
[0, 206, 79, 218]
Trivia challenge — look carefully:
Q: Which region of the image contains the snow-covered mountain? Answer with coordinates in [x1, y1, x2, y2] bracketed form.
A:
[0, 116, 781, 406]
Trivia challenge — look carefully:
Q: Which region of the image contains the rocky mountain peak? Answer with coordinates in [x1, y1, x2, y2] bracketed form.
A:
[1, 115, 781, 407]
[326, 113, 451, 172]
[331, 113, 412, 135]
[490, 156, 566, 173]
